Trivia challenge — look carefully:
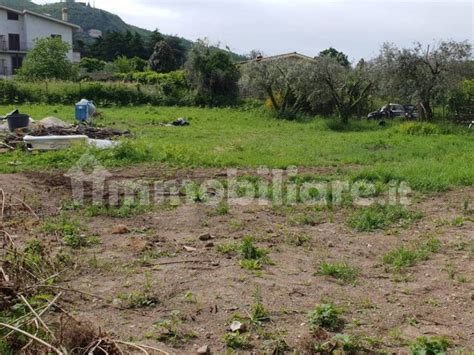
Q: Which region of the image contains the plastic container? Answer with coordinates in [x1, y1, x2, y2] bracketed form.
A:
[7, 113, 30, 131]
[75, 99, 96, 122]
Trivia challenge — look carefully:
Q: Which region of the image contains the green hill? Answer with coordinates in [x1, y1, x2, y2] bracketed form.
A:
[0, 0, 245, 61]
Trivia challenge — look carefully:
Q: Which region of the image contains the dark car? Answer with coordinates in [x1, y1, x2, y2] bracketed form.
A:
[367, 103, 417, 120]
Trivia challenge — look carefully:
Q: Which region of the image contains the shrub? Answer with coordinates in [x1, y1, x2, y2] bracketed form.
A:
[397, 122, 440, 135]
[307, 303, 344, 331]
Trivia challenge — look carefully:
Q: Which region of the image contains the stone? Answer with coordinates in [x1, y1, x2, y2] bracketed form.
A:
[197, 345, 209, 354]
[111, 224, 130, 234]
[199, 233, 214, 241]
[230, 321, 246, 332]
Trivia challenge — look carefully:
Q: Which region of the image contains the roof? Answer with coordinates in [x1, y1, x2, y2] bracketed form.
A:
[0, 5, 80, 29]
[237, 52, 315, 65]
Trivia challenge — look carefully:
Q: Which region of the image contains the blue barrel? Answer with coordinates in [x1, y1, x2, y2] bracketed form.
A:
[75, 103, 89, 122]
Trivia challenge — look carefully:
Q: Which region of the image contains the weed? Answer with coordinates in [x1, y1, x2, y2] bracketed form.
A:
[240, 236, 268, 260]
[85, 202, 151, 218]
[307, 303, 344, 331]
[410, 336, 450, 355]
[239, 259, 263, 271]
[383, 237, 441, 271]
[41, 216, 98, 249]
[228, 218, 245, 231]
[315, 261, 359, 284]
[183, 291, 197, 304]
[348, 204, 422, 232]
[208, 201, 230, 216]
[249, 288, 270, 325]
[223, 332, 252, 349]
[154, 310, 197, 346]
[216, 242, 239, 255]
[285, 233, 311, 247]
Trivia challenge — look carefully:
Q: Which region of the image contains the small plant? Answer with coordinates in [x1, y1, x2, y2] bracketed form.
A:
[209, 201, 230, 216]
[348, 204, 422, 232]
[223, 332, 252, 349]
[154, 310, 196, 346]
[285, 233, 311, 247]
[85, 201, 151, 218]
[216, 242, 239, 255]
[238, 236, 272, 271]
[383, 237, 441, 271]
[249, 288, 270, 325]
[316, 261, 359, 284]
[307, 303, 344, 331]
[410, 336, 450, 355]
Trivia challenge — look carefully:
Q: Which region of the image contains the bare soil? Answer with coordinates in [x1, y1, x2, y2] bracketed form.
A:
[1, 168, 473, 354]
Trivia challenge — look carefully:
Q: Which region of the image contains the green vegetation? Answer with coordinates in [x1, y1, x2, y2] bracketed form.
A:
[307, 303, 344, 331]
[41, 216, 99, 248]
[153, 311, 197, 346]
[348, 204, 423, 231]
[315, 261, 359, 284]
[238, 236, 271, 271]
[383, 237, 441, 271]
[223, 332, 252, 349]
[410, 336, 450, 355]
[0, 105, 472, 194]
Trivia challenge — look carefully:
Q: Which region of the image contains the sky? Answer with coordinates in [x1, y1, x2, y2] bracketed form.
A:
[35, 0, 473, 60]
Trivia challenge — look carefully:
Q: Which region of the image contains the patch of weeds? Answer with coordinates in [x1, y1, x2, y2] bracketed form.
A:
[223, 332, 252, 350]
[442, 262, 457, 280]
[285, 232, 311, 247]
[228, 218, 245, 232]
[239, 236, 272, 271]
[291, 212, 322, 226]
[383, 237, 441, 271]
[85, 202, 151, 218]
[154, 310, 197, 347]
[117, 273, 159, 309]
[315, 261, 359, 284]
[450, 216, 465, 227]
[248, 288, 270, 326]
[348, 204, 422, 232]
[216, 242, 239, 255]
[410, 336, 450, 355]
[208, 201, 230, 216]
[182, 291, 197, 304]
[307, 303, 344, 332]
[41, 216, 99, 249]
[308, 333, 365, 353]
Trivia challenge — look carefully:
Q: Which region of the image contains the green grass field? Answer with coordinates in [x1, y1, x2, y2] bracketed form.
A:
[1, 104, 473, 192]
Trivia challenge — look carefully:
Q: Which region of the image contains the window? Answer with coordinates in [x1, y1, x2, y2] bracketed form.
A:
[7, 11, 19, 21]
[12, 56, 23, 73]
[51, 34, 62, 40]
[8, 34, 20, 51]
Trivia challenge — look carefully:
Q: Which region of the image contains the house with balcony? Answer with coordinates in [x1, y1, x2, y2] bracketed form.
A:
[0, 5, 80, 76]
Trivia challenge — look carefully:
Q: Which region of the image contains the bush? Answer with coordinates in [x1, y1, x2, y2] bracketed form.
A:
[447, 79, 474, 120]
[397, 122, 440, 135]
[0, 79, 193, 106]
[307, 303, 344, 331]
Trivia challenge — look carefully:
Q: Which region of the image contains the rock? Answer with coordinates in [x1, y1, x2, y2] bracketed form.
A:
[184, 245, 197, 252]
[197, 345, 209, 354]
[199, 233, 214, 241]
[471, 293, 474, 301]
[111, 224, 130, 234]
[205, 242, 214, 248]
[327, 241, 335, 248]
[211, 261, 220, 267]
[230, 321, 246, 332]
[38, 116, 71, 129]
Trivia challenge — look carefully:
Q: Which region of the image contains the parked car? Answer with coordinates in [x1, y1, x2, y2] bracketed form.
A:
[367, 103, 418, 119]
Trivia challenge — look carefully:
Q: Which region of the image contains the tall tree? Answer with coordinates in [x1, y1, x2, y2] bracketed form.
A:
[376, 41, 472, 120]
[149, 40, 177, 73]
[319, 47, 350, 68]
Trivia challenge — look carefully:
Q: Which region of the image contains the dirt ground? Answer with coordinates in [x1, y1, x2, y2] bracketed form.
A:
[1, 167, 473, 354]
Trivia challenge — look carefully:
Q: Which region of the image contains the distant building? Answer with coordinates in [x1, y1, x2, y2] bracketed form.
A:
[237, 52, 314, 67]
[0, 5, 80, 76]
[88, 29, 102, 38]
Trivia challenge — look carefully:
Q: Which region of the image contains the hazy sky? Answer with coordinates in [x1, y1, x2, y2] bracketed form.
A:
[35, 0, 473, 60]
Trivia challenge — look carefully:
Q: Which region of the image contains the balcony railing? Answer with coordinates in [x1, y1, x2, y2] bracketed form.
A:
[0, 40, 31, 52]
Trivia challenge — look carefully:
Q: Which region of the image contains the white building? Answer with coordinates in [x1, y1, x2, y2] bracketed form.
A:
[0, 5, 80, 76]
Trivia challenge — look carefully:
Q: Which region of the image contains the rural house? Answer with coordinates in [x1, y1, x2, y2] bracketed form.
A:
[0, 5, 80, 76]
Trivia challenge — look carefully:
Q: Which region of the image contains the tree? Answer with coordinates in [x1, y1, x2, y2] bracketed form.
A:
[376, 41, 472, 120]
[166, 36, 187, 68]
[185, 39, 240, 106]
[313, 57, 373, 123]
[149, 40, 177, 73]
[79, 57, 106, 73]
[319, 47, 350, 68]
[147, 29, 165, 56]
[17, 37, 77, 80]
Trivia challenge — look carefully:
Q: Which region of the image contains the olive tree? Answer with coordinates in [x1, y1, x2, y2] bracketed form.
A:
[376, 41, 472, 120]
